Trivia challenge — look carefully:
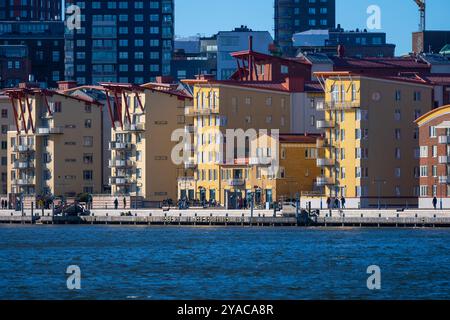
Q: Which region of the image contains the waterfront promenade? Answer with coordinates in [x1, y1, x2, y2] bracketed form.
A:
[1, 208, 450, 227]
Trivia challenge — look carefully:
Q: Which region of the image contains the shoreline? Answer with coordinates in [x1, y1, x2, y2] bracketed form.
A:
[1, 208, 450, 228]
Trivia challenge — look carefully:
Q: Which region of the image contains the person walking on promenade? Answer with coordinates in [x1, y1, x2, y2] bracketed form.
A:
[433, 197, 438, 210]
[123, 197, 127, 209]
[1, 200, 4, 209]
[341, 197, 346, 209]
[326, 197, 331, 209]
[334, 198, 339, 209]
[114, 198, 119, 210]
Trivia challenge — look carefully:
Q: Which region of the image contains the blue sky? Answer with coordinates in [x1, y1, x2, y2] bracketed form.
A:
[175, 0, 450, 55]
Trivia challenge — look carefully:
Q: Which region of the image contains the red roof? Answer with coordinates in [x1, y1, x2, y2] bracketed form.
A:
[304, 82, 323, 92]
[279, 134, 322, 144]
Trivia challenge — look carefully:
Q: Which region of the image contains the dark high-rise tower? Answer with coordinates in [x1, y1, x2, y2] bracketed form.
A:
[275, 0, 336, 56]
[0, 0, 62, 21]
[64, 0, 174, 85]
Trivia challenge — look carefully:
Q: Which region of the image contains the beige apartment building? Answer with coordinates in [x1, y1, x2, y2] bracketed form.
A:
[0, 95, 14, 197]
[314, 72, 434, 208]
[5, 85, 103, 203]
[101, 82, 192, 205]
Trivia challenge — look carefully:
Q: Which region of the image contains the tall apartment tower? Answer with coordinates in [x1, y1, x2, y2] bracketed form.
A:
[0, 0, 62, 21]
[275, 0, 336, 56]
[64, 0, 174, 85]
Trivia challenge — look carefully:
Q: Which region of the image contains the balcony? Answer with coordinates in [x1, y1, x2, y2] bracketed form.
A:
[109, 142, 132, 150]
[36, 126, 64, 136]
[184, 125, 195, 134]
[439, 136, 450, 144]
[123, 123, 145, 132]
[323, 101, 360, 111]
[185, 106, 220, 117]
[317, 158, 336, 167]
[316, 120, 335, 129]
[109, 159, 134, 168]
[316, 139, 334, 149]
[12, 178, 35, 186]
[184, 157, 197, 169]
[13, 161, 34, 169]
[109, 177, 134, 186]
[439, 156, 450, 164]
[316, 176, 335, 187]
[227, 179, 246, 187]
[13, 145, 34, 153]
[439, 176, 450, 184]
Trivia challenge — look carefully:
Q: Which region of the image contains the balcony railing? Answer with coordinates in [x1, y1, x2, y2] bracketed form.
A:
[184, 157, 197, 169]
[320, 101, 360, 111]
[439, 136, 450, 144]
[316, 176, 335, 187]
[36, 126, 64, 135]
[317, 158, 336, 167]
[316, 120, 335, 129]
[439, 156, 450, 164]
[13, 161, 34, 169]
[122, 123, 145, 132]
[185, 106, 220, 117]
[109, 142, 132, 150]
[184, 125, 195, 134]
[109, 159, 134, 168]
[109, 177, 134, 186]
[13, 145, 34, 153]
[316, 139, 334, 149]
[439, 176, 450, 184]
[227, 179, 246, 187]
[12, 178, 35, 186]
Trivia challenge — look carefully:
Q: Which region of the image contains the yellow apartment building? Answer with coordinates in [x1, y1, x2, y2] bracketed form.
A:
[315, 72, 433, 208]
[5, 85, 103, 204]
[178, 76, 323, 207]
[102, 83, 192, 205]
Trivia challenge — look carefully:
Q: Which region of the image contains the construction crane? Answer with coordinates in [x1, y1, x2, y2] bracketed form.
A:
[413, 0, 426, 32]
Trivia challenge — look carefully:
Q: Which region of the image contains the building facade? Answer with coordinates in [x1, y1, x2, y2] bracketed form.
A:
[315, 72, 433, 208]
[275, 0, 336, 56]
[0, 95, 14, 195]
[102, 82, 192, 205]
[5, 84, 103, 201]
[217, 26, 273, 80]
[0, 0, 62, 21]
[179, 70, 324, 207]
[0, 45, 31, 88]
[415, 105, 450, 209]
[0, 21, 65, 88]
[64, 0, 174, 85]
[293, 28, 396, 58]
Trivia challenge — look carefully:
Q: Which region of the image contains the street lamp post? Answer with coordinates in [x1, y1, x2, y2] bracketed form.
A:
[373, 179, 387, 210]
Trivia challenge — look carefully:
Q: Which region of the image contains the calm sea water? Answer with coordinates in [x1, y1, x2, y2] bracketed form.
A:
[0, 225, 449, 300]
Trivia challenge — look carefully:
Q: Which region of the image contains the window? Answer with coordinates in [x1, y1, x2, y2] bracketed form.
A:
[83, 136, 93, 147]
[429, 126, 437, 138]
[420, 146, 428, 158]
[420, 166, 428, 177]
[84, 119, 92, 128]
[83, 154, 93, 164]
[83, 171, 93, 181]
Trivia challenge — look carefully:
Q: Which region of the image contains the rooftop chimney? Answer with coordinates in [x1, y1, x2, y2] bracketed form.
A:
[155, 76, 174, 84]
[57, 80, 78, 91]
